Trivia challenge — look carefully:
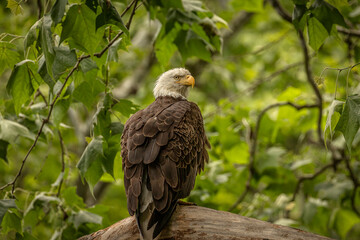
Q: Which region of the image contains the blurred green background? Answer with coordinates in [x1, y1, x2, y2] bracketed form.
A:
[1, 0, 360, 239]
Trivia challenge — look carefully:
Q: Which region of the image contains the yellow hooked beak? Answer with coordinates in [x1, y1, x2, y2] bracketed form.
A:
[176, 75, 195, 88]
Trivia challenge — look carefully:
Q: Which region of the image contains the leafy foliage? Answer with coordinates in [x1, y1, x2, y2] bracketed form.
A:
[0, 0, 360, 239]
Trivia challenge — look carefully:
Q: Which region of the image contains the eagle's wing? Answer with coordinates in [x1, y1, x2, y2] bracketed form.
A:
[121, 97, 209, 239]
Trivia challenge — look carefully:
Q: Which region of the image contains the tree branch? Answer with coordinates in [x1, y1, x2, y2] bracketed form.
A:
[291, 159, 342, 202]
[268, 0, 323, 142]
[0, 0, 140, 194]
[79, 205, 333, 240]
[229, 102, 318, 211]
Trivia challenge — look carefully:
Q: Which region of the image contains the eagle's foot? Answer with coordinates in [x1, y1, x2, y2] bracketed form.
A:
[177, 200, 197, 206]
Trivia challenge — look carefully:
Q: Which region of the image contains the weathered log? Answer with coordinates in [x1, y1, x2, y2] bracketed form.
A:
[79, 205, 333, 240]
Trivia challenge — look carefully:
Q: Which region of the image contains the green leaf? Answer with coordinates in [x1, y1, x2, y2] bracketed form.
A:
[95, 0, 129, 35]
[334, 209, 360, 239]
[62, 187, 86, 209]
[355, 46, 360, 63]
[73, 77, 105, 108]
[182, 0, 208, 12]
[40, 15, 55, 78]
[73, 210, 102, 229]
[292, 4, 308, 31]
[155, 27, 178, 67]
[255, 147, 285, 173]
[1, 211, 22, 234]
[110, 122, 124, 136]
[112, 99, 140, 117]
[51, 0, 68, 25]
[311, 0, 347, 33]
[161, 0, 183, 9]
[307, 17, 328, 51]
[77, 138, 104, 176]
[0, 199, 16, 224]
[346, 223, 360, 240]
[0, 119, 35, 143]
[223, 142, 249, 164]
[326, 0, 348, 8]
[324, 100, 344, 141]
[0, 41, 20, 75]
[175, 29, 212, 62]
[80, 58, 98, 73]
[77, 137, 105, 193]
[52, 46, 77, 80]
[0, 140, 9, 162]
[230, 0, 263, 12]
[335, 95, 360, 152]
[6, 60, 40, 114]
[106, 38, 122, 63]
[37, 56, 55, 88]
[52, 98, 70, 127]
[292, 0, 309, 4]
[61, 4, 104, 54]
[25, 192, 60, 214]
[24, 19, 42, 51]
[6, 0, 24, 15]
[316, 180, 352, 200]
[93, 104, 111, 140]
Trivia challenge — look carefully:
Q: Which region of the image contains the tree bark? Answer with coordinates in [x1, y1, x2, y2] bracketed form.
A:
[79, 205, 333, 240]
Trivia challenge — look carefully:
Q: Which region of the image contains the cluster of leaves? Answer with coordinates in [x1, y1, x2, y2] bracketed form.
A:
[143, 0, 225, 65]
[292, 0, 347, 50]
[0, 0, 360, 239]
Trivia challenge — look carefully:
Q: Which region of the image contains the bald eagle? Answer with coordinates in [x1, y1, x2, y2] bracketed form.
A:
[121, 68, 210, 239]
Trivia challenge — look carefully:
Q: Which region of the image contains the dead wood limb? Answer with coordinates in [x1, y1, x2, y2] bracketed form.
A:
[79, 205, 333, 240]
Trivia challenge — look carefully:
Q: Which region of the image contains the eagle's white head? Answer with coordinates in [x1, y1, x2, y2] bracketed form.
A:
[153, 68, 195, 99]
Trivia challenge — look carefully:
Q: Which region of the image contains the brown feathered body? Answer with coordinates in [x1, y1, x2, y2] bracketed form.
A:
[121, 96, 210, 239]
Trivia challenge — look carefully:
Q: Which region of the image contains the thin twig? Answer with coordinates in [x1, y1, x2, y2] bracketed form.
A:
[0, 0, 140, 194]
[228, 102, 318, 211]
[298, 31, 323, 142]
[337, 27, 360, 38]
[57, 130, 66, 197]
[291, 158, 342, 202]
[319, 62, 360, 98]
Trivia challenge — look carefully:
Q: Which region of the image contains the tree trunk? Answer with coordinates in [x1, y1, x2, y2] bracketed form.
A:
[79, 205, 333, 240]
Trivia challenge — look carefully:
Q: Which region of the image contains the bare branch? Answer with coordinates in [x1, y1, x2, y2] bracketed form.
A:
[229, 102, 318, 211]
[291, 160, 341, 202]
